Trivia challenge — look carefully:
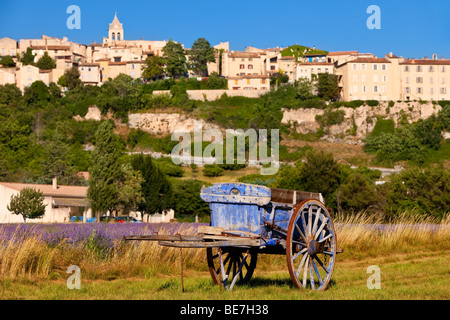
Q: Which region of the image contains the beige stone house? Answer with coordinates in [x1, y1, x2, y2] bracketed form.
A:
[0, 68, 16, 86]
[0, 179, 90, 223]
[296, 62, 335, 82]
[227, 74, 270, 91]
[79, 63, 101, 85]
[0, 37, 18, 57]
[337, 53, 450, 102]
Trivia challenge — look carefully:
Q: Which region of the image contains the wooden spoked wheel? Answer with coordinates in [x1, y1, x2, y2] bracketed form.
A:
[286, 199, 337, 291]
[206, 247, 258, 288]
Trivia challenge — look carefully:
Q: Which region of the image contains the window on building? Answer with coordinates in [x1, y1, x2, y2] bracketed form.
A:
[416, 77, 423, 83]
[441, 87, 447, 94]
[417, 87, 423, 94]
[373, 75, 378, 82]
[248, 64, 253, 69]
[382, 75, 387, 82]
[430, 88, 434, 94]
[361, 64, 366, 70]
[429, 66, 434, 72]
[247, 79, 251, 85]
[373, 86, 378, 93]
[240, 64, 245, 69]
[405, 87, 410, 94]
[404, 66, 410, 72]
[353, 75, 358, 82]
[417, 66, 423, 72]
[442, 66, 446, 72]
[373, 64, 378, 71]
[382, 64, 386, 71]
[362, 85, 366, 93]
[442, 77, 446, 84]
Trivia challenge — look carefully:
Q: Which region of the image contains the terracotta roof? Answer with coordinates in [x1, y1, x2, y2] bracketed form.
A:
[328, 51, 358, 56]
[79, 63, 99, 67]
[30, 45, 71, 51]
[298, 62, 334, 66]
[109, 62, 127, 65]
[228, 74, 270, 79]
[39, 69, 53, 73]
[348, 58, 390, 63]
[228, 52, 261, 58]
[279, 56, 295, 60]
[400, 59, 450, 65]
[0, 182, 88, 199]
[126, 60, 145, 64]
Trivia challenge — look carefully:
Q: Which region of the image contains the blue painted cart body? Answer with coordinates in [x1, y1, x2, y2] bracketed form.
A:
[200, 182, 324, 246]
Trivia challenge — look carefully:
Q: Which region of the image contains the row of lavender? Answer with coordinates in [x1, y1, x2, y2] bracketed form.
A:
[0, 223, 207, 254]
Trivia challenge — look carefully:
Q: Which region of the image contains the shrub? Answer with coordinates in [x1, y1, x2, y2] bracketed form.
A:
[202, 164, 224, 177]
[365, 100, 380, 107]
[315, 108, 346, 127]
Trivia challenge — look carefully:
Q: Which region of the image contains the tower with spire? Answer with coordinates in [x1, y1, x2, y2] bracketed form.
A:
[107, 12, 124, 43]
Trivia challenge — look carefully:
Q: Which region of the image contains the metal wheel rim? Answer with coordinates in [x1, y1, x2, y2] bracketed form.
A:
[206, 247, 257, 286]
[286, 199, 337, 291]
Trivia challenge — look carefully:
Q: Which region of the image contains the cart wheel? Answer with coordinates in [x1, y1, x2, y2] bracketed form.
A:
[206, 247, 257, 288]
[286, 199, 337, 291]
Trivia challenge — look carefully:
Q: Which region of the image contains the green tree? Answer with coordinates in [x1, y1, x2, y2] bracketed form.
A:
[130, 154, 173, 221]
[58, 67, 82, 90]
[385, 166, 450, 218]
[36, 52, 56, 69]
[188, 38, 216, 77]
[142, 55, 166, 81]
[21, 48, 36, 66]
[0, 55, 16, 67]
[172, 179, 211, 220]
[41, 126, 78, 185]
[7, 188, 47, 223]
[316, 73, 340, 101]
[23, 80, 52, 107]
[336, 171, 381, 213]
[87, 121, 123, 220]
[162, 39, 187, 79]
[117, 162, 144, 210]
[295, 78, 315, 100]
[274, 149, 342, 208]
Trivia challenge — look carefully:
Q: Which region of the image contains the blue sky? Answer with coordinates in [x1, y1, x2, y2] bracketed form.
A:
[1, 0, 449, 59]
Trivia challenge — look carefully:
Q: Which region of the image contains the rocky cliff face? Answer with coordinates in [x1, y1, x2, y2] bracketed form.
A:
[127, 112, 220, 135]
[75, 102, 442, 145]
[282, 101, 442, 145]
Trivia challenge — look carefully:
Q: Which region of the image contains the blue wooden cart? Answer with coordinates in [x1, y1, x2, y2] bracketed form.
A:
[125, 182, 339, 291]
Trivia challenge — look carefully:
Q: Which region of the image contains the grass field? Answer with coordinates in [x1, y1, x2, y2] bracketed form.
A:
[0, 214, 449, 300]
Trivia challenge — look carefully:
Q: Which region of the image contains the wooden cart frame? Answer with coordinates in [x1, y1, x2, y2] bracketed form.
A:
[125, 183, 341, 291]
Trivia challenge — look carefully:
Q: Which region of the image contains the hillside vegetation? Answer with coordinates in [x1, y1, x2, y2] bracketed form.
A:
[0, 75, 449, 220]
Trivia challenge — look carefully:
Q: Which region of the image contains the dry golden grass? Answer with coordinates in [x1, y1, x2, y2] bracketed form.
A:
[0, 214, 448, 282]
